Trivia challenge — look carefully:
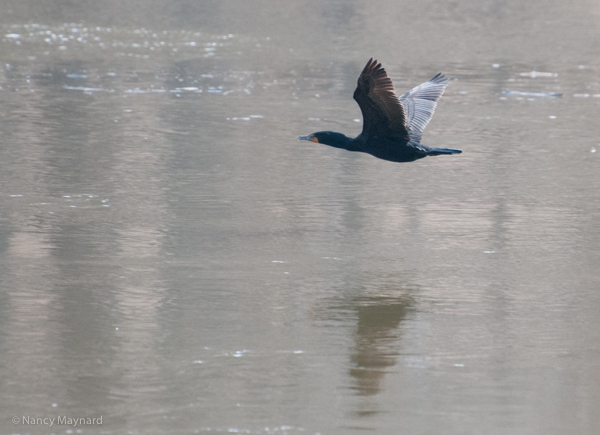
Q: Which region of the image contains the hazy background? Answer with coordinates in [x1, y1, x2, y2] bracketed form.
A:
[1, 1, 600, 434]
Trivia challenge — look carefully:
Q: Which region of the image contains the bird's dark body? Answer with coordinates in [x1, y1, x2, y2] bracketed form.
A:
[308, 131, 459, 162]
[355, 133, 437, 162]
[299, 58, 462, 163]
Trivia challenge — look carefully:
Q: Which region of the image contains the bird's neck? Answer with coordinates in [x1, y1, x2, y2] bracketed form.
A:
[325, 133, 360, 152]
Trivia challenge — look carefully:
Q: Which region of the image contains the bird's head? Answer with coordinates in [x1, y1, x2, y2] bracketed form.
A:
[298, 131, 353, 149]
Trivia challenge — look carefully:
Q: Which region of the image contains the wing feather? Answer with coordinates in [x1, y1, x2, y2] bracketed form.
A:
[353, 59, 408, 140]
[399, 73, 449, 143]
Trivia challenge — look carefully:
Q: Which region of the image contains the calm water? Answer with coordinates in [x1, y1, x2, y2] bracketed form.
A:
[1, 1, 600, 434]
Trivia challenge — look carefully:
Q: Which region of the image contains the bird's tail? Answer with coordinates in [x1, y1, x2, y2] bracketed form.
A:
[427, 147, 462, 156]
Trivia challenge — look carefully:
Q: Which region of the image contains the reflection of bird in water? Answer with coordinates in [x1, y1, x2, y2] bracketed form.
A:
[299, 58, 461, 162]
[349, 296, 412, 397]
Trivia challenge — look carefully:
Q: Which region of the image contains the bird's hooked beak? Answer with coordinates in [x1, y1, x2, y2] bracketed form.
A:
[298, 135, 319, 143]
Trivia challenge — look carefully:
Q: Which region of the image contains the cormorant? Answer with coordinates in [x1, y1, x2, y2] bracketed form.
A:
[298, 58, 461, 162]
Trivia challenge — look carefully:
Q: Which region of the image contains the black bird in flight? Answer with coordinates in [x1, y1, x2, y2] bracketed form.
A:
[298, 58, 461, 162]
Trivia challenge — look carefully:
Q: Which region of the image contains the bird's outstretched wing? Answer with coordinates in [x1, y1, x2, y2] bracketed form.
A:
[353, 58, 409, 140]
[399, 73, 449, 143]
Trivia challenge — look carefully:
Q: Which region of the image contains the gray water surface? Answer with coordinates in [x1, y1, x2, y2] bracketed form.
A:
[1, 1, 600, 434]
